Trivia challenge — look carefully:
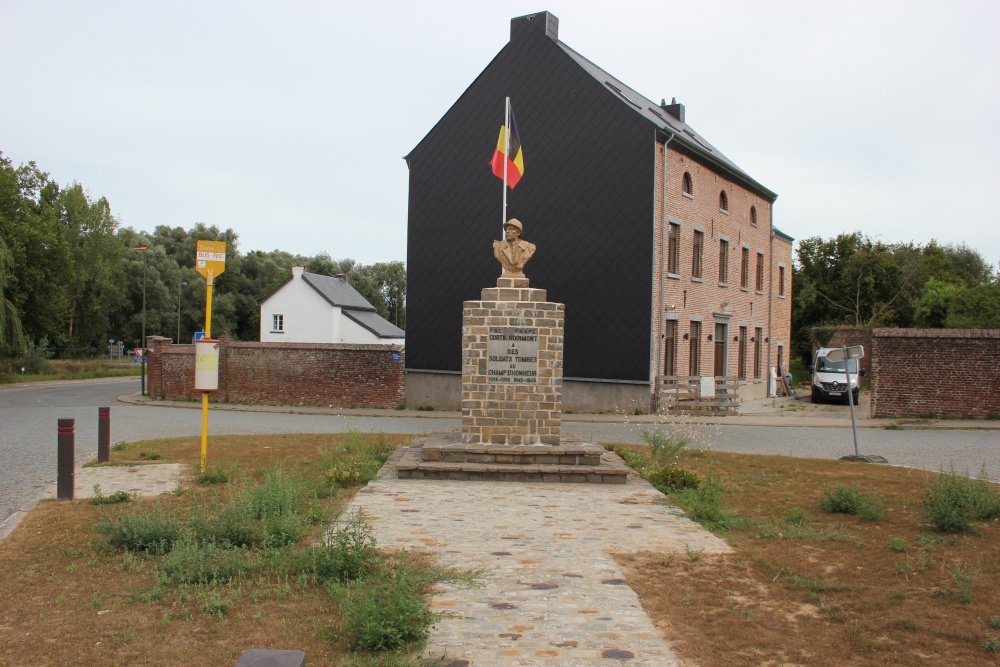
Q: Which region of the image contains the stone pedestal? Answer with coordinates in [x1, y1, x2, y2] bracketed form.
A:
[460, 276, 564, 445]
[398, 276, 627, 484]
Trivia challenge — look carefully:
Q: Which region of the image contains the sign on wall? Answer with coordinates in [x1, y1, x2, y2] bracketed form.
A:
[488, 326, 539, 384]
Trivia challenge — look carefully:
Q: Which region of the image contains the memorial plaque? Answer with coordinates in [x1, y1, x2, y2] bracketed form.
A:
[488, 326, 539, 384]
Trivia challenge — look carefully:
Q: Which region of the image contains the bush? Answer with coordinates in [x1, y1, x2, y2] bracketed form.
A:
[332, 564, 436, 652]
[924, 465, 1000, 533]
[672, 467, 728, 527]
[641, 428, 690, 461]
[784, 507, 808, 526]
[194, 464, 232, 486]
[821, 484, 885, 521]
[646, 465, 701, 492]
[888, 537, 910, 553]
[97, 505, 182, 554]
[161, 534, 249, 585]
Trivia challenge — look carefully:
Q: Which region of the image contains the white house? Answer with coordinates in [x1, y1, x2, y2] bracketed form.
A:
[259, 266, 405, 345]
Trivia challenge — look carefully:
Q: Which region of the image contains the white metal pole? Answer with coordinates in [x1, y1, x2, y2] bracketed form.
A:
[502, 96, 510, 232]
[845, 345, 860, 457]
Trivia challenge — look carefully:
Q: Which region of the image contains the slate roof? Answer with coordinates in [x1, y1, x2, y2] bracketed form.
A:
[344, 310, 405, 339]
[300, 273, 375, 311]
[552, 41, 777, 202]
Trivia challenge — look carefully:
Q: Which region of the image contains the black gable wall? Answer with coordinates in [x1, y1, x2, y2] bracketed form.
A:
[406, 18, 654, 382]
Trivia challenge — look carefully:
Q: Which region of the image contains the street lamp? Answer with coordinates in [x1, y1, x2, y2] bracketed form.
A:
[135, 245, 148, 395]
[177, 281, 187, 343]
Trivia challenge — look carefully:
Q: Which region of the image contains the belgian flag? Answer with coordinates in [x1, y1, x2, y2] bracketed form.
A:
[490, 105, 524, 189]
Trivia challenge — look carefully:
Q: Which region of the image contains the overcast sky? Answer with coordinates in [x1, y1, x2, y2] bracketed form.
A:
[2, 1, 998, 267]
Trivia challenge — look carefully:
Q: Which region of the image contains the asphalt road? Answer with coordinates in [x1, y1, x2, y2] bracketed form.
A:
[1, 378, 997, 532]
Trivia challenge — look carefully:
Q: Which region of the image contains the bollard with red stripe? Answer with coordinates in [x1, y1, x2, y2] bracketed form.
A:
[57, 418, 75, 500]
[98, 407, 111, 463]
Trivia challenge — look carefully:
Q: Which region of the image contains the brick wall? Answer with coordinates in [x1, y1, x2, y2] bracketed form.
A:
[147, 336, 404, 409]
[651, 144, 778, 399]
[870, 328, 1000, 418]
[827, 327, 873, 378]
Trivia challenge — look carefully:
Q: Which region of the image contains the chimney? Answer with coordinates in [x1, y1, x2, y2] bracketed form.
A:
[661, 97, 685, 123]
[510, 11, 559, 43]
[292, 265, 304, 277]
[335, 273, 349, 284]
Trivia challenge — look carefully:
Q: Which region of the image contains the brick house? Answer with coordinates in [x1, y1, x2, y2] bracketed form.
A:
[404, 11, 791, 411]
[259, 266, 405, 345]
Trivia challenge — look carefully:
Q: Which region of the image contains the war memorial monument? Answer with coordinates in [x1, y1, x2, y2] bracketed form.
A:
[397, 220, 628, 483]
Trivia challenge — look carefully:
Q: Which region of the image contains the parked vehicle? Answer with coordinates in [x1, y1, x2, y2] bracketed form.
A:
[810, 347, 865, 404]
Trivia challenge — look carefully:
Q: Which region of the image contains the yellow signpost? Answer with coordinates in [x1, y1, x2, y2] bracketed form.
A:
[195, 240, 226, 471]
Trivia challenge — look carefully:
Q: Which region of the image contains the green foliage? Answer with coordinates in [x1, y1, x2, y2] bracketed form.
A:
[194, 464, 232, 486]
[97, 505, 182, 554]
[914, 278, 957, 327]
[161, 534, 249, 585]
[820, 484, 886, 521]
[671, 467, 729, 527]
[331, 562, 436, 652]
[90, 485, 132, 506]
[946, 282, 1000, 328]
[320, 430, 395, 494]
[924, 465, 1000, 533]
[784, 507, 808, 526]
[646, 465, 701, 492]
[887, 537, 910, 553]
[984, 634, 1000, 655]
[640, 428, 691, 461]
[110, 440, 127, 452]
[934, 559, 979, 603]
[987, 616, 1000, 630]
[292, 510, 380, 584]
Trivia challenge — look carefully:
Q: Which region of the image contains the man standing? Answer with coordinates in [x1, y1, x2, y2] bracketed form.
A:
[493, 218, 536, 278]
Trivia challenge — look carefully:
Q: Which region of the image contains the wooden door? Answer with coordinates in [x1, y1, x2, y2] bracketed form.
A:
[714, 323, 727, 377]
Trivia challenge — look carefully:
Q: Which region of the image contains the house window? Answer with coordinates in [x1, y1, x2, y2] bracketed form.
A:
[668, 222, 680, 275]
[740, 246, 750, 289]
[272, 314, 284, 332]
[719, 190, 729, 212]
[779, 265, 786, 297]
[756, 252, 765, 292]
[718, 239, 729, 284]
[754, 326, 763, 378]
[750, 205, 757, 226]
[689, 321, 701, 376]
[664, 320, 677, 377]
[738, 325, 747, 380]
[682, 172, 693, 195]
[692, 230, 703, 278]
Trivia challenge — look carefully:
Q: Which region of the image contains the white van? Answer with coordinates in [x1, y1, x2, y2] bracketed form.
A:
[810, 347, 865, 404]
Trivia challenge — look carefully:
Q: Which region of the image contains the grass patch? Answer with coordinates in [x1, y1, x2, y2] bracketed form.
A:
[610, 450, 1000, 667]
[924, 465, 1000, 533]
[0, 431, 473, 665]
[821, 483, 886, 521]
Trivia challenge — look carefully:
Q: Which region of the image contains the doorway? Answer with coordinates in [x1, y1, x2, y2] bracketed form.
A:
[714, 322, 727, 377]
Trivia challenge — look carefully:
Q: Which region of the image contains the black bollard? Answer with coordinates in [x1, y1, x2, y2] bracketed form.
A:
[57, 418, 75, 500]
[98, 407, 111, 463]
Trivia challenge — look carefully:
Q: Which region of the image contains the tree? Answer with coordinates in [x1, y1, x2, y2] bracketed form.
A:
[0, 237, 26, 354]
[914, 278, 957, 328]
[946, 283, 1000, 328]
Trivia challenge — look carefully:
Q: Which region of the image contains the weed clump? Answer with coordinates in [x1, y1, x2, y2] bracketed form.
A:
[646, 465, 701, 493]
[90, 485, 132, 506]
[671, 467, 729, 527]
[194, 464, 233, 486]
[923, 465, 1000, 533]
[821, 484, 886, 521]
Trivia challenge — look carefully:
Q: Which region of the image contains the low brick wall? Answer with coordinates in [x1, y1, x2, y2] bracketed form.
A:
[147, 336, 404, 409]
[870, 328, 1000, 418]
[828, 327, 873, 378]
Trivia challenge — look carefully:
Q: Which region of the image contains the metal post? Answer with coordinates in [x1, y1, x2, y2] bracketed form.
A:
[98, 407, 110, 463]
[844, 345, 860, 457]
[141, 249, 147, 395]
[57, 418, 75, 500]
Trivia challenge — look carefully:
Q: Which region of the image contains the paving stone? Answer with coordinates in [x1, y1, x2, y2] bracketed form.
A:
[346, 450, 729, 666]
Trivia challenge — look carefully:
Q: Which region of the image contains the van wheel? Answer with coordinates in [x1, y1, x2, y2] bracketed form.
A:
[811, 390, 821, 404]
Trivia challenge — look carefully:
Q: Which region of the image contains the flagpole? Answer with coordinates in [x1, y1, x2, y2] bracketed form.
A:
[502, 96, 510, 233]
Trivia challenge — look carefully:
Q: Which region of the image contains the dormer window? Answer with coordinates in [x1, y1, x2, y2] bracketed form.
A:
[719, 190, 729, 213]
[682, 172, 693, 196]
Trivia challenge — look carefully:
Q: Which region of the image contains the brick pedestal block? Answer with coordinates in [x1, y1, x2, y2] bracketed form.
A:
[461, 279, 564, 445]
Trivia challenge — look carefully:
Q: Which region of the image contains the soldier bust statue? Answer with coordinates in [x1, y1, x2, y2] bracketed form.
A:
[493, 218, 536, 278]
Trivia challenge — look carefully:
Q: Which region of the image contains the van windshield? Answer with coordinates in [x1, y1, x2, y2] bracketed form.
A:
[816, 357, 859, 374]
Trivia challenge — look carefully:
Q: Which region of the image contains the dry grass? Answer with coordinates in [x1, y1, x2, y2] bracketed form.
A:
[0, 433, 421, 667]
[615, 450, 1000, 667]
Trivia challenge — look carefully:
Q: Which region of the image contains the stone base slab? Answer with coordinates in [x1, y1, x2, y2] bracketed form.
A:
[397, 430, 629, 484]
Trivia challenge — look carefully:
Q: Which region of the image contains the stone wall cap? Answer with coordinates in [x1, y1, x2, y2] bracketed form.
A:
[873, 328, 1000, 339]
